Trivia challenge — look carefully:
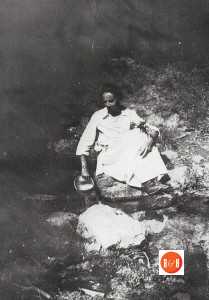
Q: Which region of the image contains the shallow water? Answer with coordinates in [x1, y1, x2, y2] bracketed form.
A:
[0, 155, 87, 299]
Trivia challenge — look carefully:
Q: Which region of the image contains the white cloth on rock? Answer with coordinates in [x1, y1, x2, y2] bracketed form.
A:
[77, 203, 146, 251]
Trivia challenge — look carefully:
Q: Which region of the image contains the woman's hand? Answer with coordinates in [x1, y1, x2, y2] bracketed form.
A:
[138, 138, 153, 158]
[145, 125, 159, 140]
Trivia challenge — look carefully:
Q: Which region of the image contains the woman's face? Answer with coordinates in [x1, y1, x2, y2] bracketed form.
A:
[102, 92, 117, 108]
[102, 92, 121, 116]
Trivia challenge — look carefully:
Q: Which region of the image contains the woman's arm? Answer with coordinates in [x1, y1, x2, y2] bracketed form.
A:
[80, 154, 90, 178]
[76, 113, 99, 177]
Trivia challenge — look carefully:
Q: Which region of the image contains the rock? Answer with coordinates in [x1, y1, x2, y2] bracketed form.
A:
[143, 216, 168, 234]
[170, 292, 191, 300]
[192, 155, 205, 164]
[46, 212, 78, 227]
[162, 150, 178, 163]
[144, 210, 164, 221]
[139, 194, 175, 210]
[132, 210, 163, 222]
[106, 193, 175, 214]
[168, 166, 190, 189]
[77, 204, 146, 251]
[95, 175, 175, 212]
[131, 211, 146, 221]
[164, 114, 180, 128]
[95, 175, 144, 202]
[146, 114, 164, 127]
[80, 288, 105, 298]
[131, 212, 168, 234]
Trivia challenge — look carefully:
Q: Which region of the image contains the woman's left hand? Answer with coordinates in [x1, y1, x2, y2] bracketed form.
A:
[138, 139, 153, 158]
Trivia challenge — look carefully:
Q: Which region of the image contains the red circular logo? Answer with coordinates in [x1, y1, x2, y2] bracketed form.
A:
[160, 251, 182, 273]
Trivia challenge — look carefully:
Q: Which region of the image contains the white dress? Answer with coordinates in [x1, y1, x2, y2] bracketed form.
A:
[99, 128, 167, 187]
[76, 107, 167, 188]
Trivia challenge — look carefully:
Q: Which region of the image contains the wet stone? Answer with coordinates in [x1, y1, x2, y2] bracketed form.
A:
[144, 210, 164, 221]
[95, 175, 144, 202]
[106, 193, 175, 214]
[95, 175, 175, 212]
[139, 193, 175, 210]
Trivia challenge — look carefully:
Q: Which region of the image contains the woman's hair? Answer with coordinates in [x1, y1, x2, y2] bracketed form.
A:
[101, 83, 123, 100]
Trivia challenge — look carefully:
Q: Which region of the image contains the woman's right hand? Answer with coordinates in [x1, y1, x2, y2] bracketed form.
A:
[81, 167, 90, 179]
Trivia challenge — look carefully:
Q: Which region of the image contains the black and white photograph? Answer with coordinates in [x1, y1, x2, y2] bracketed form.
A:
[0, 1, 209, 299]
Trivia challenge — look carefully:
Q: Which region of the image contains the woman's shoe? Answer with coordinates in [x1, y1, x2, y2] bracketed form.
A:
[142, 180, 169, 195]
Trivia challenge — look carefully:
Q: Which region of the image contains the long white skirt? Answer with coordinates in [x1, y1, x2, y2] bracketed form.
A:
[96, 128, 167, 188]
